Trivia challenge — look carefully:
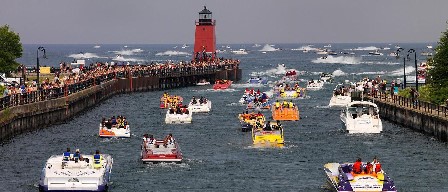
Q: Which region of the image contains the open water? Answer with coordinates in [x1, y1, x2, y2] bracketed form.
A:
[1, 43, 447, 191]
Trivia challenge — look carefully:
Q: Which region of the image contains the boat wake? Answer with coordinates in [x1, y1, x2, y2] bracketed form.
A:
[155, 50, 191, 56]
[259, 44, 279, 52]
[349, 46, 380, 51]
[206, 88, 237, 92]
[231, 83, 265, 88]
[111, 48, 145, 56]
[389, 66, 415, 76]
[332, 69, 346, 77]
[68, 52, 106, 59]
[312, 55, 361, 65]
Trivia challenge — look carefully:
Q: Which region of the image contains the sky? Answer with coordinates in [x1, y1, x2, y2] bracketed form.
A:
[1, 0, 448, 44]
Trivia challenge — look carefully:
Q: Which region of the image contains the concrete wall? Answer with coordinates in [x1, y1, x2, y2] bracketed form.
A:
[374, 98, 448, 142]
[0, 69, 241, 142]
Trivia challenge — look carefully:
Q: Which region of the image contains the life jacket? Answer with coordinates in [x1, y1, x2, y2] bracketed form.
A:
[365, 164, 373, 174]
[94, 154, 102, 164]
[353, 162, 362, 174]
[288, 102, 294, 108]
[63, 152, 71, 161]
[375, 163, 381, 173]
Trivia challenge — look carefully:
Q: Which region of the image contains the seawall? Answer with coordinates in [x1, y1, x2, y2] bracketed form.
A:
[0, 68, 241, 142]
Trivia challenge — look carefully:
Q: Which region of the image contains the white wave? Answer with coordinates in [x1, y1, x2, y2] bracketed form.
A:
[112, 48, 145, 56]
[389, 66, 415, 76]
[361, 61, 400, 65]
[332, 69, 346, 77]
[351, 46, 380, 51]
[265, 64, 289, 76]
[206, 88, 237, 92]
[311, 55, 361, 65]
[291, 45, 318, 51]
[68, 52, 104, 59]
[156, 50, 191, 56]
[112, 55, 145, 62]
[356, 71, 386, 75]
[231, 83, 265, 88]
[259, 44, 279, 52]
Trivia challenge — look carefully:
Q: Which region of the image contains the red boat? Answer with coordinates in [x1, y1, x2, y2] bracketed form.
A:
[141, 140, 183, 163]
[213, 79, 232, 90]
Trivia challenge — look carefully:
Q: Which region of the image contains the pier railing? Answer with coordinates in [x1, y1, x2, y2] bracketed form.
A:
[364, 91, 448, 118]
[0, 65, 234, 111]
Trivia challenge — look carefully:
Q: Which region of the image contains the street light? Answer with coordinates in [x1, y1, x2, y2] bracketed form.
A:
[407, 49, 418, 91]
[36, 46, 46, 88]
[396, 48, 405, 88]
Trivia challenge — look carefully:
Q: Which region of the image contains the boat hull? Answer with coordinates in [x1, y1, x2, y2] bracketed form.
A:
[329, 95, 351, 107]
[99, 124, 130, 138]
[141, 141, 182, 163]
[272, 107, 299, 121]
[213, 80, 232, 90]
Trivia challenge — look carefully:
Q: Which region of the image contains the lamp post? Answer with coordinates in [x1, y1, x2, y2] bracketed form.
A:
[408, 49, 418, 91]
[396, 48, 405, 88]
[36, 47, 46, 88]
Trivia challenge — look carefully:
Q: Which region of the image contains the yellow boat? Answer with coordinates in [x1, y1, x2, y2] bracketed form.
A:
[238, 112, 265, 132]
[252, 121, 284, 146]
[272, 106, 300, 121]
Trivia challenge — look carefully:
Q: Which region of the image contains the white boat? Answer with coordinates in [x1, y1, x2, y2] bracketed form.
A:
[93, 45, 101, 49]
[427, 45, 433, 49]
[181, 44, 189, 49]
[320, 73, 333, 83]
[196, 79, 210, 86]
[340, 101, 383, 134]
[39, 152, 113, 191]
[231, 49, 248, 55]
[324, 162, 397, 192]
[316, 49, 328, 55]
[323, 44, 332, 48]
[165, 109, 192, 124]
[306, 80, 324, 90]
[368, 50, 383, 56]
[329, 84, 352, 107]
[98, 123, 130, 138]
[388, 52, 398, 57]
[421, 52, 433, 56]
[188, 98, 211, 113]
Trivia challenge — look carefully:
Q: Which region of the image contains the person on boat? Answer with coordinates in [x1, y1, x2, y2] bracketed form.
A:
[111, 116, 117, 126]
[288, 100, 294, 108]
[353, 158, 362, 174]
[276, 120, 282, 130]
[263, 121, 272, 131]
[199, 96, 204, 104]
[101, 118, 106, 127]
[282, 101, 288, 108]
[275, 100, 280, 110]
[163, 92, 168, 98]
[364, 162, 373, 174]
[63, 148, 71, 161]
[373, 156, 382, 173]
[147, 135, 157, 146]
[192, 96, 197, 104]
[176, 106, 182, 114]
[93, 150, 103, 169]
[256, 89, 260, 95]
[73, 149, 83, 162]
[164, 133, 175, 147]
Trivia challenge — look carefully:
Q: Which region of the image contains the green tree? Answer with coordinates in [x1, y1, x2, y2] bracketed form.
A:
[427, 23, 448, 104]
[0, 25, 23, 74]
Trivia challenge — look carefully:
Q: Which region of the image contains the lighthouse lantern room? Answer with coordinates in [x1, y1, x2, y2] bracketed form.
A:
[193, 6, 216, 61]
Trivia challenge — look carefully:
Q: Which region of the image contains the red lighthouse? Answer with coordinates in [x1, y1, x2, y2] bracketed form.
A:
[193, 6, 216, 61]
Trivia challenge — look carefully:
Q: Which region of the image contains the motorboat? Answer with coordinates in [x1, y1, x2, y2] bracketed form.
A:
[213, 79, 232, 90]
[231, 49, 248, 55]
[196, 79, 210, 86]
[246, 100, 272, 111]
[160, 94, 183, 109]
[98, 122, 130, 138]
[368, 50, 383, 56]
[181, 44, 189, 49]
[93, 45, 101, 49]
[324, 162, 397, 192]
[165, 108, 192, 124]
[324, 44, 332, 48]
[238, 112, 265, 132]
[273, 83, 306, 99]
[329, 84, 352, 107]
[247, 77, 268, 84]
[252, 121, 284, 146]
[141, 139, 182, 163]
[388, 52, 398, 57]
[306, 80, 324, 90]
[272, 106, 299, 121]
[340, 101, 383, 134]
[320, 73, 333, 83]
[39, 150, 113, 191]
[421, 52, 433, 56]
[188, 98, 211, 113]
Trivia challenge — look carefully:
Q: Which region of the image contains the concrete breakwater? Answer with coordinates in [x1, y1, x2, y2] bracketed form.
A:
[0, 68, 242, 142]
[362, 93, 448, 142]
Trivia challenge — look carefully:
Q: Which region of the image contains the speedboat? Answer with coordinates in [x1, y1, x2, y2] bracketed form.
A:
[324, 162, 397, 192]
[320, 73, 333, 83]
[188, 98, 212, 113]
[231, 49, 248, 55]
[272, 106, 299, 121]
[196, 79, 210, 86]
[213, 79, 232, 90]
[329, 84, 352, 107]
[99, 123, 130, 138]
[39, 150, 113, 191]
[420, 52, 433, 56]
[141, 139, 182, 163]
[160, 94, 183, 109]
[306, 80, 324, 90]
[368, 50, 383, 56]
[247, 77, 268, 84]
[340, 101, 383, 134]
[252, 121, 284, 146]
[165, 108, 192, 124]
[238, 112, 265, 132]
